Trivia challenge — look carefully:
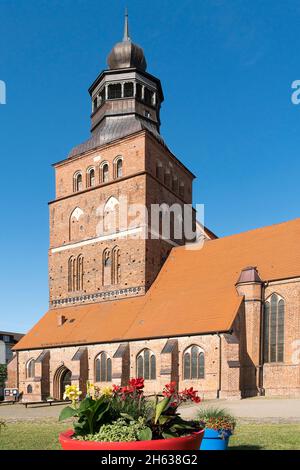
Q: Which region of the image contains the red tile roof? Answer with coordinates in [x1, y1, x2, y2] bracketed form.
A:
[14, 217, 300, 350]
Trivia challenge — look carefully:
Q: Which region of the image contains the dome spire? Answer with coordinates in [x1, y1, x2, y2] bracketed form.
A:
[123, 8, 130, 42]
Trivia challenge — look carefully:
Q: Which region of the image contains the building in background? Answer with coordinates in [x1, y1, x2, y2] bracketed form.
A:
[7, 14, 300, 401]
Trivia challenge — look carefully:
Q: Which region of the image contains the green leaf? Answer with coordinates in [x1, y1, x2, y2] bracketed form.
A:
[138, 427, 152, 441]
[120, 413, 134, 421]
[158, 414, 172, 425]
[162, 431, 176, 439]
[154, 397, 170, 424]
[58, 406, 78, 421]
[79, 397, 94, 412]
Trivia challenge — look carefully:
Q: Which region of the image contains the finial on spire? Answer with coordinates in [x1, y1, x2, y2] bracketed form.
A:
[123, 7, 130, 41]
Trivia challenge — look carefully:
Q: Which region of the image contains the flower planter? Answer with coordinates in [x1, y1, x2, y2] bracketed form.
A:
[200, 429, 230, 450]
[59, 429, 204, 451]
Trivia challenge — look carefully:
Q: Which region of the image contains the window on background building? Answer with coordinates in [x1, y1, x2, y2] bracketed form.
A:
[124, 82, 134, 97]
[263, 294, 285, 363]
[95, 352, 112, 382]
[183, 345, 205, 380]
[73, 172, 83, 192]
[164, 170, 171, 187]
[136, 349, 156, 380]
[26, 359, 35, 379]
[101, 163, 109, 183]
[87, 168, 95, 187]
[27, 384, 33, 394]
[108, 83, 122, 99]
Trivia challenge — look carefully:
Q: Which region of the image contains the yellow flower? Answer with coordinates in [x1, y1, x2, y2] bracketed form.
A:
[101, 386, 113, 398]
[63, 384, 82, 403]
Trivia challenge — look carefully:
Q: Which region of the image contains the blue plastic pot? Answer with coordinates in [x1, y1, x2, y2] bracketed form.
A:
[200, 429, 230, 450]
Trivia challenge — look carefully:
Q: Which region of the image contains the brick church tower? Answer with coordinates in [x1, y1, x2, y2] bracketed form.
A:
[48, 13, 194, 309]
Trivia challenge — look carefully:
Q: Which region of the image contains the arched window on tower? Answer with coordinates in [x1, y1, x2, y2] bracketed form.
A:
[76, 254, 84, 291]
[26, 359, 35, 379]
[95, 352, 112, 382]
[102, 248, 111, 286]
[164, 169, 171, 187]
[68, 255, 84, 292]
[183, 345, 205, 380]
[87, 167, 95, 187]
[112, 246, 121, 285]
[172, 175, 178, 193]
[156, 162, 162, 180]
[114, 157, 123, 179]
[136, 349, 156, 380]
[73, 172, 83, 192]
[101, 163, 109, 183]
[263, 294, 285, 363]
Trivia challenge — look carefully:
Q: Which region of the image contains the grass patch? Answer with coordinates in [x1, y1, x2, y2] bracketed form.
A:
[229, 424, 300, 450]
[0, 421, 299, 450]
[0, 420, 68, 450]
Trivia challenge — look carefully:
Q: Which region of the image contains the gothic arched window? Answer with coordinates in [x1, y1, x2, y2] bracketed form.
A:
[26, 359, 35, 379]
[87, 167, 95, 187]
[183, 345, 205, 380]
[112, 246, 121, 285]
[73, 172, 83, 192]
[102, 248, 111, 286]
[68, 255, 83, 292]
[136, 349, 156, 380]
[101, 163, 109, 183]
[95, 352, 112, 382]
[264, 294, 285, 363]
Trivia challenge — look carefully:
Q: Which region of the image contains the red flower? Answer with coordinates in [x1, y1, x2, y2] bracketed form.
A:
[162, 382, 177, 397]
[179, 387, 201, 403]
[128, 378, 144, 390]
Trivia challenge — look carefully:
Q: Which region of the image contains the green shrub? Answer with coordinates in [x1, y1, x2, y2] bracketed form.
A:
[76, 418, 147, 442]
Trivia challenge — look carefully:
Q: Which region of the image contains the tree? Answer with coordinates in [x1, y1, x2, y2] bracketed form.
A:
[0, 364, 7, 388]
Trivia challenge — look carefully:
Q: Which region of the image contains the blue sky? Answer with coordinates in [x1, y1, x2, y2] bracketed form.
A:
[1, 0, 300, 332]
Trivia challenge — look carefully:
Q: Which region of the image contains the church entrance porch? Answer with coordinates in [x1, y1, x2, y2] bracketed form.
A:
[53, 366, 71, 400]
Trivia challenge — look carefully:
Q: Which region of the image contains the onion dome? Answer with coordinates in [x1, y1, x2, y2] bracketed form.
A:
[107, 10, 147, 71]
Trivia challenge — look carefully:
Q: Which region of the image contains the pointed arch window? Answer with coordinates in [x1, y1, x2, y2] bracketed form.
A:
[263, 294, 285, 363]
[73, 172, 83, 192]
[68, 255, 84, 292]
[101, 163, 109, 183]
[87, 167, 95, 187]
[136, 349, 156, 380]
[179, 182, 185, 198]
[95, 352, 112, 382]
[103, 248, 111, 286]
[26, 359, 35, 379]
[183, 345, 205, 380]
[112, 246, 121, 285]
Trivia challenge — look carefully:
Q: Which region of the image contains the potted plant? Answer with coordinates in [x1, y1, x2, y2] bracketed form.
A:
[59, 380, 204, 450]
[197, 407, 236, 450]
